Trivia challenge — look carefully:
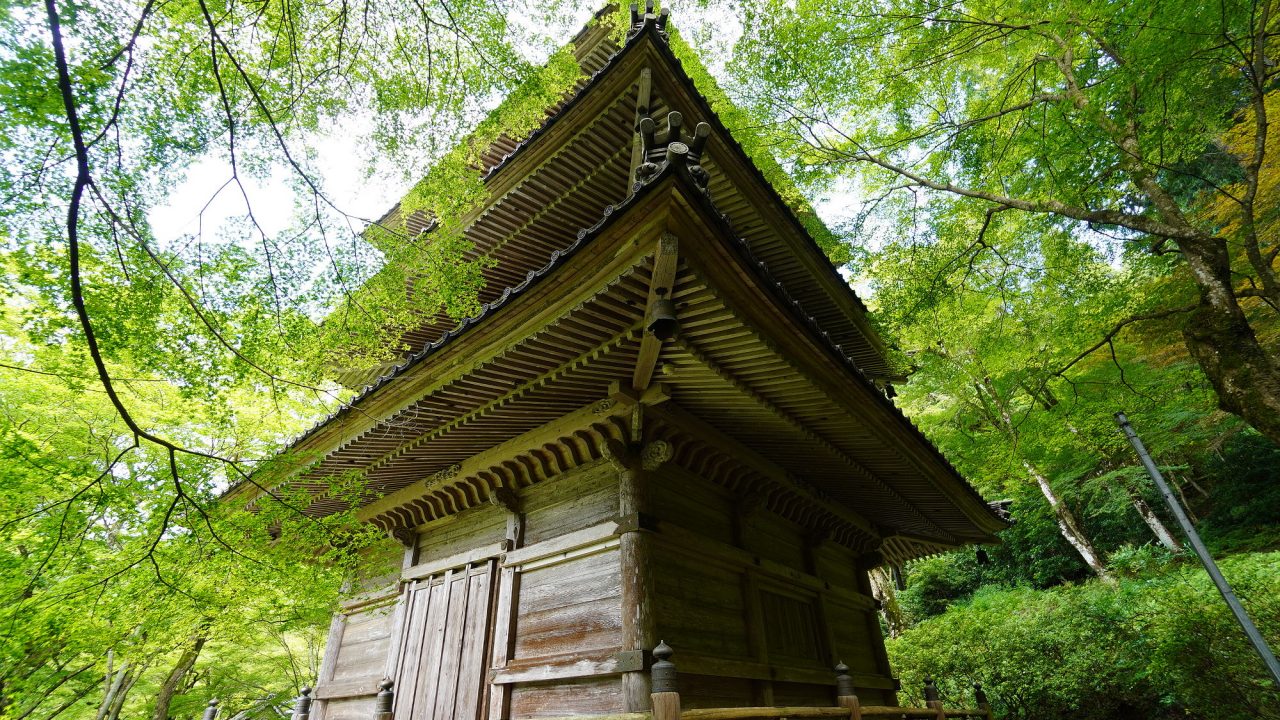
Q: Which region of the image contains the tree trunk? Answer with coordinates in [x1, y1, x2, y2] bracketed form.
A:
[1126, 491, 1183, 552]
[1180, 238, 1280, 446]
[153, 636, 206, 720]
[96, 655, 126, 720]
[96, 661, 131, 720]
[868, 567, 906, 638]
[1023, 460, 1110, 579]
[105, 667, 138, 720]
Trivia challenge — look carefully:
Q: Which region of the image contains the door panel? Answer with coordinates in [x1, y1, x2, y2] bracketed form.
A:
[394, 561, 496, 720]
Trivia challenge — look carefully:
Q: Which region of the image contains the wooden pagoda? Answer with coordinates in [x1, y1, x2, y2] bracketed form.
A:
[236, 5, 1008, 719]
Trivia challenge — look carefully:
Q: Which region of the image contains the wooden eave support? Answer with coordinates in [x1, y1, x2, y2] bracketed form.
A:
[638, 38, 892, 369]
[674, 333, 953, 544]
[647, 402, 881, 547]
[249, 178, 681, 508]
[356, 398, 629, 525]
[633, 232, 679, 391]
[360, 324, 642, 478]
[629, 67, 654, 189]
[665, 188, 998, 538]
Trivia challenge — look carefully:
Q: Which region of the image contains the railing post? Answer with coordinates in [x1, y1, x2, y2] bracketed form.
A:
[923, 677, 945, 720]
[202, 699, 219, 720]
[292, 687, 313, 720]
[834, 662, 861, 720]
[373, 678, 394, 720]
[974, 682, 993, 720]
[650, 641, 681, 720]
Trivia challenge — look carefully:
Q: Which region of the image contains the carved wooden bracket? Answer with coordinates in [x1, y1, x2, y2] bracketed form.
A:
[488, 485, 520, 514]
[389, 527, 416, 548]
[640, 440, 674, 471]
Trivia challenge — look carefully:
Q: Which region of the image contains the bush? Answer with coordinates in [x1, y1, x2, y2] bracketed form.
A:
[887, 552, 1280, 720]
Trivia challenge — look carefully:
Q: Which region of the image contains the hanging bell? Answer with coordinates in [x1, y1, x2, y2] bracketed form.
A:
[646, 290, 678, 341]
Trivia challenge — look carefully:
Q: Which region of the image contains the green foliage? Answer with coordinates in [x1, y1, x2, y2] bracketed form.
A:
[0, 1, 590, 715]
[1196, 436, 1280, 553]
[889, 552, 1280, 720]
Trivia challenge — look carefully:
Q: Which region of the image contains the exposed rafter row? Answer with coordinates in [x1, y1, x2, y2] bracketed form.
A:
[368, 416, 628, 529]
[676, 335, 953, 543]
[655, 425, 878, 553]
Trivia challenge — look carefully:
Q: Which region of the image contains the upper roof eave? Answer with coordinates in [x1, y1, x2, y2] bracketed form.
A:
[658, 166, 1008, 538]
[480, 18, 896, 377]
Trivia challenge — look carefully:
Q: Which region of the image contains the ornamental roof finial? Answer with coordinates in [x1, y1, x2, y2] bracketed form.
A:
[629, 1, 671, 40]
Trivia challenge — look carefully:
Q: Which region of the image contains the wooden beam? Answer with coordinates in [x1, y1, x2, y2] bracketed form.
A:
[359, 324, 640, 482]
[401, 542, 508, 581]
[357, 399, 627, 524]
[672, 650, 896, 690]
[246, 192, 676, 503]
[674, 335, 953, 543]
[647, 402, 881, 544]
[489, 649, 643, 685]
[633, 233, 679, 391]
[502, 520, 621, 567]
[629, 67, 653, 189]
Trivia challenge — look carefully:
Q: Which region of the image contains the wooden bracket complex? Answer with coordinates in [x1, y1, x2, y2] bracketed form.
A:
[633, 233, 679, 391]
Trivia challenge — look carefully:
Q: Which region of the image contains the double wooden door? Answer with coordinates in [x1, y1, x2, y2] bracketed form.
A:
[393, 561, 497, 720]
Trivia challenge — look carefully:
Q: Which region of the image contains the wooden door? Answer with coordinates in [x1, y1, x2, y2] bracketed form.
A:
[393, 560, 497, 720]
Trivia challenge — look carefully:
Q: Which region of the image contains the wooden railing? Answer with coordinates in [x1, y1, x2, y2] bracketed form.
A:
[208, 644, 991, 720]
[649, 642, 994, 720]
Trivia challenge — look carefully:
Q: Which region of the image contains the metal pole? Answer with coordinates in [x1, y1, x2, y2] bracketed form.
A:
[1115, 412, 1280, 689]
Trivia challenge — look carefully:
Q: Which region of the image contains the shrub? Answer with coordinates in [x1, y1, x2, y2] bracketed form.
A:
[887, 552, 1280, 720]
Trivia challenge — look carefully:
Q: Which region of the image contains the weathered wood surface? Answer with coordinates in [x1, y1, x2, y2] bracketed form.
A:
[403, 542, 507, 581]
[318, 696, 375, 720]
[680, 709, 849, 719]
[392, 562, 494, 720]
[415, 505, 507, 564]
[618, 449, 657, 712]
[510, 676, 625, 718]
[633, 233, 679, 390]
[491, 648, 642, 684]
[522, 460, 618, 544]
[313, 678, 383, 701]
[504, 520, 620, 567]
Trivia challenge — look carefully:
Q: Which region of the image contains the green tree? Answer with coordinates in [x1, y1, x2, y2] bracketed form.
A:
[715, 0, 1280, 445]
[0, 0, 591, 715]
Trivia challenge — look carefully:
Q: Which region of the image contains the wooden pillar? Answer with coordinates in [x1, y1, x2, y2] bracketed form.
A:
[619, 445, 657, 712]
[487, 486, 524, 720]
[835, 663, 862, 720]
[856, 550, 897, 706]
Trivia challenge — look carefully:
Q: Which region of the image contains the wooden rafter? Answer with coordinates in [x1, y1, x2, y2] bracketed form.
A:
[648, 402, 881, 548]
[674, 335, 954, 543]
[359, 401, 630, 527]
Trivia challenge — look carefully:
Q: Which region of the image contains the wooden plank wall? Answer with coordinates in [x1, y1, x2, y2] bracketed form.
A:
[314, 541, 405, 720]
[314, 459, 628, 720]
[503, 460, 626, 718]
[313, 453, 897, 719]
[649, 464, 898, 708]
